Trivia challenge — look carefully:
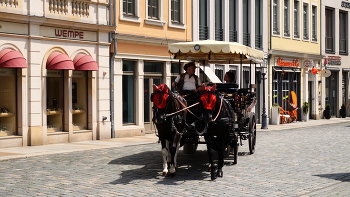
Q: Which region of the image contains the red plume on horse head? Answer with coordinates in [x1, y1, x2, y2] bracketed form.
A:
[152, 84, 169, 109]
[200, 83, 217, 109]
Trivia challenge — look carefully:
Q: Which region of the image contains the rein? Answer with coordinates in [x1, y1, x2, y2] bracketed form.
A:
[213, 97, 223, 122]
[165, 101, 199, 117]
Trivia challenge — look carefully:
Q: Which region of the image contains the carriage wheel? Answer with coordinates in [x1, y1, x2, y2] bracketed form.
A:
[248, 115, 256, 154]
[232, 133, 239, 164]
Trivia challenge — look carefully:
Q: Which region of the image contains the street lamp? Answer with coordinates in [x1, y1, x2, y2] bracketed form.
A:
[261, 55, 268, 129]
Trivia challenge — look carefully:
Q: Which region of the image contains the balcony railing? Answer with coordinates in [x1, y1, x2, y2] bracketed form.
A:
[255, 34, 262, 49]
[243, 32, 250, 46]
[199, 25, 209, 40]
[215, 28, 223, 41]
[49, 0, 90, 17]
[0, 0, 18, 7]
[229, 30, 237, 42]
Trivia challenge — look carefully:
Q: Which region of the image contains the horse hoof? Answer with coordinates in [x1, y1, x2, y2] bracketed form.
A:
[162, 171, 168, 176]
[217, 170, 223, 178]
[211, 172, 217, 180]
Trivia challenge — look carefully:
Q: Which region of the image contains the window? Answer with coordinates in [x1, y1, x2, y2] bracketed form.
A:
[312, 5, 317, 42]
[199, 0, 209, 40]
[303, 3, 309, 40]
[120, 0, 140, 22]
[215, 0, 223, 41]
[123, 0, 136, 16]
[325, 8, 334, 53]
[171, 0, 181, 23]
[215, 66, 224, 81]
[284, 0, 290, 36]
[293, 0, 299, 38]
[229, 0, 237, 42]
[171, 63, 181, 92]
[144, 61, 163, 73]
[148, 0, 159, 19]
[243, 0, 250, 46]
[255, 0, 262, 49]
[273, 0, 280, 35]
[123, 61, 136, 124]
[339, 11, 348, 54]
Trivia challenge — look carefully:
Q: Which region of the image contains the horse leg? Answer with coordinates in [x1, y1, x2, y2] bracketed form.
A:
[168, 132, 181, 176]
[216, 137, 226, 178]
[160, 139, 168, 176]
[204, 134, 216, 180]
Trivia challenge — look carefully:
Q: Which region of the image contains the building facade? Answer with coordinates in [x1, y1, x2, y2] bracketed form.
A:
[191, 0, 269, 124]
[321, 0, 350, 117]
[0, 0, 114, 148]
[268, 0, 323, 121]
[113, 0, 192, 136]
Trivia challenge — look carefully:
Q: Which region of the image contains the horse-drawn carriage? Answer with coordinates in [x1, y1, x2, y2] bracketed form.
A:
[151, 40, 264, 180]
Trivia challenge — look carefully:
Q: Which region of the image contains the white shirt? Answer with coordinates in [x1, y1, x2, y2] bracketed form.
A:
[175, 74, 201, 91]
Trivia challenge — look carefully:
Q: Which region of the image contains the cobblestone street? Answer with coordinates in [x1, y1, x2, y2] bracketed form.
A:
[1, 122, 350, 196]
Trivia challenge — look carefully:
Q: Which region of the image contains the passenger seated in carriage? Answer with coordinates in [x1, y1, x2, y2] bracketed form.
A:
[172, 62, 202, 124]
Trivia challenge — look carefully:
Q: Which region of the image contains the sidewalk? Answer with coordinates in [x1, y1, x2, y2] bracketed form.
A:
[1, 117, 349, 161]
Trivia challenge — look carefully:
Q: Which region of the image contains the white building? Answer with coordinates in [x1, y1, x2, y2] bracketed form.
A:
[191, 0, 269, 124]
[321, 0, 350, 117]
[0, 0, 114, 148]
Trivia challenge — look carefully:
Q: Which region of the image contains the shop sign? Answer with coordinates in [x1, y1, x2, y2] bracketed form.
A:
[325, 56, 341, 66]
[40, 26, 97, 42]
[341, 1, 350, 9]
[73, 71, 86, 77]
[275, 57, 300, 68]
[302, 59, 313, 68]
[0, 21, 28, 35]
[47, 70, 63, 77]
[0, 68, 15, 76]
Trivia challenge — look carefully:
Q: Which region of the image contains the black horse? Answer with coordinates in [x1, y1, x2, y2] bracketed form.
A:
[195, 84, 235, 180]
[151, 84, 187, 176]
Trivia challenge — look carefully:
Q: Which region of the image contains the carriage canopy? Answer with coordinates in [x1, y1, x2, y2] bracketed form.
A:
[168, 40, 265, 64]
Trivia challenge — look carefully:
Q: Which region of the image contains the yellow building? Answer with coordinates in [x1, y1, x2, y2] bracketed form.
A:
[112, 0, 192, 136]
[268, 0, 323, 123]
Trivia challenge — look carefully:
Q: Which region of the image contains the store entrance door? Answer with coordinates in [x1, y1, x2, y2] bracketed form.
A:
[144, 77, 162, 133]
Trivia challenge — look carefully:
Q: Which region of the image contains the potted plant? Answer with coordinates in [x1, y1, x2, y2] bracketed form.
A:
[301, 102, 309, 121]
[270, 103, 280, 125]
[340, 104, 346, 118]
[324, 104, 331, 119]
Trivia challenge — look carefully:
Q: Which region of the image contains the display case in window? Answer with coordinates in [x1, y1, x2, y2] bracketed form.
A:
[0, 69, 17, 136]
[47, 71, 64, 132]
[72, 71, 88, 131]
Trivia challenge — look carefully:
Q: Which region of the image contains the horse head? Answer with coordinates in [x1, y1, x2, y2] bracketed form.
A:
[151, 84, 170, 124]
[199, 84, 218, 123]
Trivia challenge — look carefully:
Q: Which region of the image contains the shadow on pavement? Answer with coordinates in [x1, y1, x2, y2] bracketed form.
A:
[108, 147, 239, 185]
[314, 173, 350, 182]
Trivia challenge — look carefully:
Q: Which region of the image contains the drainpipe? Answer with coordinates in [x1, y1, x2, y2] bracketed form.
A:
[109, 0, 117, 138]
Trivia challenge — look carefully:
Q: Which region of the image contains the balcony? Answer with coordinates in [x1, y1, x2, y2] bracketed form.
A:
[199, 25, 209, 40]
[243, 32, 250, 46]
[229, 30, 237, 42]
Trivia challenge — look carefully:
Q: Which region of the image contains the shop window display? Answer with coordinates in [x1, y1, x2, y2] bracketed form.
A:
[46, 71, 64, 132]
[72, 71, 87, 130]
[0, 69, 16, 136]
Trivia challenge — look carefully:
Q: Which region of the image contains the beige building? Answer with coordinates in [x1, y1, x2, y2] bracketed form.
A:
[112, 0, 192, 136]
[268, 0, 323, 122]
[0, 0, 114, 148]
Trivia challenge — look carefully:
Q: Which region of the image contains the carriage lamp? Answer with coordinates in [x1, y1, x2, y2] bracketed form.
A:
[194, 44, 200, 51]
